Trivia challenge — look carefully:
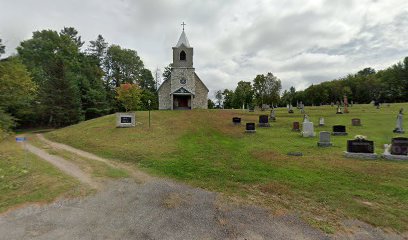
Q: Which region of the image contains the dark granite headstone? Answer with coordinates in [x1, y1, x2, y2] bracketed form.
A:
[292, 122, 300, 131]
[332, 125, 347, 135]
[347, 139, 374, 153]
[258, 115, 270, 127]
[245, 123, 256, 133]
[232, 117, 241, 125]
[391, 137, 408, 155]
[259, 115, 269, 123]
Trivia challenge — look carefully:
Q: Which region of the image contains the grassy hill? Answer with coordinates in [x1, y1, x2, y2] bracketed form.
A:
[46, 103, 408, 232]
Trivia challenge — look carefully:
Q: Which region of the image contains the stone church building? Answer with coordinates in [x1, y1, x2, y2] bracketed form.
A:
[158, 29, 208, 110]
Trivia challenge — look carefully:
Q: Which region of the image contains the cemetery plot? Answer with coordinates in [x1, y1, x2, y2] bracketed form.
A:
[45, 104, 408, 233]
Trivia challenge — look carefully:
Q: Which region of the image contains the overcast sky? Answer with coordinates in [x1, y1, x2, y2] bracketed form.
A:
[1, 0, 408, 98]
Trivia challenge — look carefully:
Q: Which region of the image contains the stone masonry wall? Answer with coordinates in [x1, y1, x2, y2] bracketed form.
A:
[193, 74, 208, 109]
[171, 68, 196, 94]
[158, 79, 172, 110]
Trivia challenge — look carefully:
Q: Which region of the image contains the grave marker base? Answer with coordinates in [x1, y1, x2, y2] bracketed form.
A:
[344, 152, 378, 160]
[332, 132, 348, 136]
[382, 153, 408, 161]
[318, 142, 332, 147]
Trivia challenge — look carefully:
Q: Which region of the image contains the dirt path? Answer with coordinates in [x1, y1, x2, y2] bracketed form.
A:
[37, 134, 152, 183]
[23, 143, 99, 189]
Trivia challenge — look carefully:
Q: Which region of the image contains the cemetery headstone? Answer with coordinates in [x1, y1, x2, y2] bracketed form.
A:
[390, 137, 408, 155]
[374, 100, 380, 109]
[393, 108, 405, 133]
[336, 106, 343, 114]
[300, 104, 305, 114]
[287, 152, 303, 156]
[302, 121, 315, 137]
[332, 125, 348, 135]
[319, 117, 325, 126]
[248, 105, 255, 112]
[288, 104, 294, 114]
[345, 137, 377, 159]
[269, 109, 276, 121]
[245, 122, 256, 133]
[232, 117, 241, 125]
[347, 139, 374, 153]
[352, 118, 361, 126]
[258, 115, 270, 127]
[292, 122, 300, 131]
[343, 95, 349, 113]
[317, 131, 332, 147]
[303, 114, 310, 123]
[116, 112, 136, 128]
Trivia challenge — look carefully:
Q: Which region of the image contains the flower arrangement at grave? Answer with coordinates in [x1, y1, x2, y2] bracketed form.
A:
[354, 135, 367, 141]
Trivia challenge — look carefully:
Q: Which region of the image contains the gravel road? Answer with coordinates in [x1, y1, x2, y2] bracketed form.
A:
[0, 179, 329, 240]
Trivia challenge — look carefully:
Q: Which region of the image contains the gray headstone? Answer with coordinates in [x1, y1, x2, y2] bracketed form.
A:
[318, 131, 332, 147]
[393, 109, 404, 133]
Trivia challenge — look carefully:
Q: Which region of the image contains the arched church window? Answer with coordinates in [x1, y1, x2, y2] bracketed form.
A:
[180, 51, 186, 61]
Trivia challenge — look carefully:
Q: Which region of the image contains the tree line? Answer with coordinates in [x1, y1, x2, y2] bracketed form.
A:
[0, 27, 157, 135]
[212, 57, 408, 109]
[212, 72, 282, 109]
[281, 59, 408, 106]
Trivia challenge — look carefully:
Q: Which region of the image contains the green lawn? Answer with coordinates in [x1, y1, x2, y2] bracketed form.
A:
[46, 103, 408, 232]
[0, 136, 88, 213]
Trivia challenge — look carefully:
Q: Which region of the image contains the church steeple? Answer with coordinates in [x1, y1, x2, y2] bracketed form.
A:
[176, 30, 190, 48]
[173, 22, 193, 68]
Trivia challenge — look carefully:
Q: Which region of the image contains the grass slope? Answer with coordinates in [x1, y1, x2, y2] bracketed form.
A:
[46, 103, 408, 232]
[0, 136, 87, 213]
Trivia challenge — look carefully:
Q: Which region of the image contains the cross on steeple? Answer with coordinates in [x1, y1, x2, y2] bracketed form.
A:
[181, 22, 186, 31]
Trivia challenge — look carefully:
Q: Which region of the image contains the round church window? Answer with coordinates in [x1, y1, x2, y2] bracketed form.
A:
[180, 78, 187, 84]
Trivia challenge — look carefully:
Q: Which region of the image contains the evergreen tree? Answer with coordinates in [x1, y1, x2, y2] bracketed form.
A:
[17, 29, 83, 126]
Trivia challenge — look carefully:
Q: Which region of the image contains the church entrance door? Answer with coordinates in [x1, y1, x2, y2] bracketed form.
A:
[173, 95, 191, 110]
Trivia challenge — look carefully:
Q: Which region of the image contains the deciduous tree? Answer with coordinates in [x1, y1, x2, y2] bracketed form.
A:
[116, 83, 142, 112]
